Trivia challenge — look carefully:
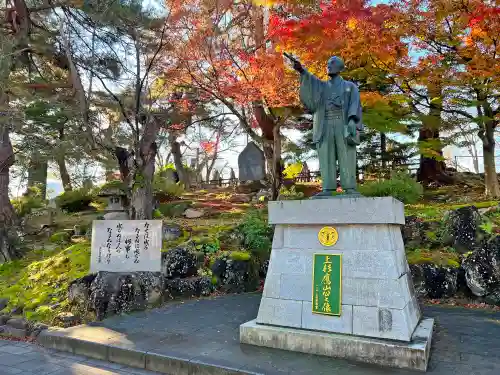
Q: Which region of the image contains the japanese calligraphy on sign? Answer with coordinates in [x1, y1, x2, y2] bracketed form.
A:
[90, 220, 161, 272]
[312, 253, 342, 316]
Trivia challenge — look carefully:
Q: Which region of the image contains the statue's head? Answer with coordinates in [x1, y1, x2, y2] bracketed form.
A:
[327, 56, 345, 76]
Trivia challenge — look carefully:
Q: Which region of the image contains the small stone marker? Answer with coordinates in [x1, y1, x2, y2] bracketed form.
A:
[162, 223, 182, 241]
[238, 142, 266, 182]
[90, 220, 161, 273]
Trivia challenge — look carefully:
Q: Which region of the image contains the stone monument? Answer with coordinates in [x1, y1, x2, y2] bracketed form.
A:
[238, 142, 266, 182]
[240, 55, 434, 372]
[90, 220, 162, 273]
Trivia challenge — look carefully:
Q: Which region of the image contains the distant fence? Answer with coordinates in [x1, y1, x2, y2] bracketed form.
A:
[197, 164, 423, 188]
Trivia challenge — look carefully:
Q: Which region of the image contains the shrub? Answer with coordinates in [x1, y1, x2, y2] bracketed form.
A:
[153, 209, 163, 219]
[238, 209, 273, 258]
[278, 185, 304, 201]
[11, 190, 45, 218]
[158, 201, 192, 217]
[55, 189, 94, 212]
[359, 172, 423, 204]
[98, 180, 127, 193]
[153, 176, 185, 201]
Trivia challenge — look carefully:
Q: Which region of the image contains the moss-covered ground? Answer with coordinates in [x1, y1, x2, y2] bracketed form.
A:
[0, 242, 91, 323]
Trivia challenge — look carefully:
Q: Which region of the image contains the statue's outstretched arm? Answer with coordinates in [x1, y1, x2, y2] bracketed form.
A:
[284, 53, 323, 113]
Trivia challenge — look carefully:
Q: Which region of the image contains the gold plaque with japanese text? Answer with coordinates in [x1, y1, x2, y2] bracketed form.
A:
[312, 253, 342, 316]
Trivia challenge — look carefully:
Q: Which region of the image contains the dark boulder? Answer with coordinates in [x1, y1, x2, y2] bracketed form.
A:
[69, 271, 164, 320]
[236, 180, 266, 194]
[218, 259, 259, 294]
[68, 273, 97, 307]
[211, 259, 227, 279]
[462, 237, 500, 301]
[165, 276, 213, 299]
[442, 206, 482, 253]
[6, 318, 28, 330]
[162, 247, 198, 279]
[402, 216, 440, 247]
[0, 298, 8, 312]
[259, 259, 269, 278]
[0, 314, 10, 325]
[410, 264, 459, 299]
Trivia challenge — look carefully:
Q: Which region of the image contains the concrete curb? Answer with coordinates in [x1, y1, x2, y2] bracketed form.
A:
[37, 328, 260, 375]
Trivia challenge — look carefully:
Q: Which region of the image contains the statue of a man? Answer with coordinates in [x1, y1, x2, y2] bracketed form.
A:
[285, 53, 363, 198]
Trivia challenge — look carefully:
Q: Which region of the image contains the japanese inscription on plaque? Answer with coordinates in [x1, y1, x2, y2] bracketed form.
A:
[312, 253, 342, 316]
[90, 220, 161, 273]
[318, 226, 338, 247]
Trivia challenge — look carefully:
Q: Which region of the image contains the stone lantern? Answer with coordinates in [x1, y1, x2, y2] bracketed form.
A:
[98, 187, 128, 220]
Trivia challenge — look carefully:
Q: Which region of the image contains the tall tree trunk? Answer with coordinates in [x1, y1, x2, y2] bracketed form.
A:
[116, 122, 159, 220]
[205, 151, 218, 183]
[416, 82, 452, 185]
[380, 132, 387, 178]
[56, 156, 72, 191]
[0, 0, 29, 262]
[56, 122, 72, 191]
[271, 125, 282, 200]
[26, 153, 48, 198]
[483, 143, 499, 197]
[481, 120, 500, 198]
[0, 123, 19, 263]
[169, 135, 190, 187]
[130, 121, 159, 220]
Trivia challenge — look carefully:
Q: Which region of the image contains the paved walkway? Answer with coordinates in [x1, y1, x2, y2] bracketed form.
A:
[37, 294, 500, 374]
[0, 339, 160, 375]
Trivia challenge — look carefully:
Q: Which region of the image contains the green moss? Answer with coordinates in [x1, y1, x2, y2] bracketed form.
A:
[405, 201, 499, 221]
[153, 209, 163, 219]
[0, 242, 91, 322]
[425, 231, 437, 241]
[158, 201, 192, 217]
[229, 251, 251, 261]
[50, 231, 70, 244]
[406, 249, 460, 268]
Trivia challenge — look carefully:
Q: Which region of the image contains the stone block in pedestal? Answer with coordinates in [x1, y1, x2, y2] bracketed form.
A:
[240, 197, 434, 372]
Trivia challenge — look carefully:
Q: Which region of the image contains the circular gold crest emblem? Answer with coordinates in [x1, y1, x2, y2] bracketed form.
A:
[318, 227, 338, 247]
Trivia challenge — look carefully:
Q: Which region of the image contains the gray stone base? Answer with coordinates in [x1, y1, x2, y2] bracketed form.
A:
[240, 317, 434, 372]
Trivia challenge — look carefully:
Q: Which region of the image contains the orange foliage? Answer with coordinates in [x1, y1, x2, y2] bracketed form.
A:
[162, 0, 298, 114]
[269, 0, 408, 78]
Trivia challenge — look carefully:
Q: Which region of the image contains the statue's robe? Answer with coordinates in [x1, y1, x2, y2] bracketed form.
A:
[299, 70, 363, 191]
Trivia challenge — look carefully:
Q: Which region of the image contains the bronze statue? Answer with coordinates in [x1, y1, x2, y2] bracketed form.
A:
[284, 53, 363, 198]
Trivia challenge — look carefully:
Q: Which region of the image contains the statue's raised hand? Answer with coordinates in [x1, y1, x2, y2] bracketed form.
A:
[283, 52, 304, 73]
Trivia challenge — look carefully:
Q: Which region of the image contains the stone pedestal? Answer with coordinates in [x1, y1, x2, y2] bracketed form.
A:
[240, 197, 433, 371]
